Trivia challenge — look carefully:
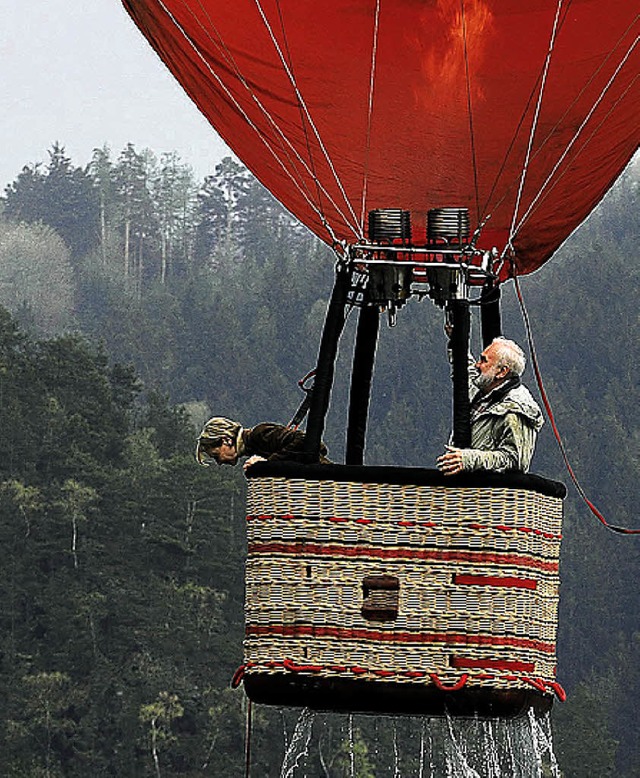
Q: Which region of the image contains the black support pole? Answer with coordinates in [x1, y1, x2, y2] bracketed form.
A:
[480, 280, 502, 347]
[448, 299, 472, 448]
[303, 265, 351, 462]
[346, 304, 380, 465]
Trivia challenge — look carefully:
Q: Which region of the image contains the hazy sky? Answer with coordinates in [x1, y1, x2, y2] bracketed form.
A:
[1, 0, 232, 189]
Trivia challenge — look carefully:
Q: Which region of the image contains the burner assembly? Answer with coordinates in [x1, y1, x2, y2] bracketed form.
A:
[347, 207, 495, 322]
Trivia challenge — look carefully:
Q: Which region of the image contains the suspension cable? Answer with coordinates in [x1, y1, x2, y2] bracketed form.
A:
[273, 0, 327, 227]
[484, 11, 638, 229]
[504, 15, 638, 218]
[460, 0, 481, 224]
[170, 0, 354, 243]
[479, 0, 576, 222]
[512, 35, 639, 238]
[507, 0, 565, 252]
[513, 272, 640, 535]
[360, 0, 382, 231]
[251, 0, 363, 237]
[187, 0, 349, 238]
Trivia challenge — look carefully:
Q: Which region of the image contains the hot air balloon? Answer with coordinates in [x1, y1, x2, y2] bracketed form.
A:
[122, 0, 639, 717]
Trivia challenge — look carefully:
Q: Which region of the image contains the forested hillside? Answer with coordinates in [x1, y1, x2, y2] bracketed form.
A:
[0, 144, 637, 776]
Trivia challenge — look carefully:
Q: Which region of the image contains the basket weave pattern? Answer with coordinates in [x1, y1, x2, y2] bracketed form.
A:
[244, 475, 563, 695]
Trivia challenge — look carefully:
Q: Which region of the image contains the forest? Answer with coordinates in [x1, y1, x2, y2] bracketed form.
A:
[0, 142, 637, 776]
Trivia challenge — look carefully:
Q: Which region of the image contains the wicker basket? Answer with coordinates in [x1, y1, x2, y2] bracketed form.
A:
[240, 462, 565, 717]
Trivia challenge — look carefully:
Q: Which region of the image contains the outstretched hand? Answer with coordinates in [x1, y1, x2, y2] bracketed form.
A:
[243, 455, 267, 471]
[436, 445, 465, 476]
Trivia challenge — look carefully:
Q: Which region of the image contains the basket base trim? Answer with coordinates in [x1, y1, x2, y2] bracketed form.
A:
[240, 669, 558, 718]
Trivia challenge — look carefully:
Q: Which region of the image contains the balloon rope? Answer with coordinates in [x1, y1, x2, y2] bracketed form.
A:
[511, 36, 639, 238]
[514, 273, 640, 535]
[486, 15, 637, 238]
[252, 0, 363, 237]
[509, 17, 638, 208]
[507, 0, 564, 250]
[359, 0, 382, 231]
[273, 0, 327, 227]
[460, 0, 480, 224]
[174, 0, 354, 242]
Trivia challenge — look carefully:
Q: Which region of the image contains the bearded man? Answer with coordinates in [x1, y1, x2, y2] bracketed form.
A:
[437, 337, 544, 476]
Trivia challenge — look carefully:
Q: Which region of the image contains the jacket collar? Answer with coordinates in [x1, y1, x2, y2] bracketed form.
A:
[471, 375, 521, 410]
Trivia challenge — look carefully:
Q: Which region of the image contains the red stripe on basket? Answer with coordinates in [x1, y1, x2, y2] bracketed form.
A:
[453, 573, 538, 590]
[245, 624, 555, 654]
[247, 514, 561, 539]
[468, 522, 561, 540]
[247, 541, 558, 573]
[451, 657, 536, 672]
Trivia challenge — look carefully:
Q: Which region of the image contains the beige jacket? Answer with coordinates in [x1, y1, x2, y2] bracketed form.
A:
[460, 379, 544, 473]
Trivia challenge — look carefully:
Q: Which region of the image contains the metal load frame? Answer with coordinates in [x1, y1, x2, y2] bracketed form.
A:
[303, 208, 503, 466]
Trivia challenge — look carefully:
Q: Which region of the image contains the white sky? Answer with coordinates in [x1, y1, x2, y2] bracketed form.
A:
[1, 0, 232, 189]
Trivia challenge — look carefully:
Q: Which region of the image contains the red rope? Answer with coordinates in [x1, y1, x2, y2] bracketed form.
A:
[513, 272, 640, 535]
[232, 659, 567, 701]
[549, 681, 568, 702]
[429, 673, 470, 692]
[522, 676, 548, 693]
[231, 665, 246, 688]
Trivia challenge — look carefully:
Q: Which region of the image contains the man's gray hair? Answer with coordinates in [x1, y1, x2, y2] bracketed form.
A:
[491, 337, 526, 377]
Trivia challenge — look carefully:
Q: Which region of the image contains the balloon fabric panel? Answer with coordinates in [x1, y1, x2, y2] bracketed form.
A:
[122, 0, 639, 277]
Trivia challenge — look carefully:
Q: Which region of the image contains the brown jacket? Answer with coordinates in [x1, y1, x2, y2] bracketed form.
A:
[240, 423, 330, 463]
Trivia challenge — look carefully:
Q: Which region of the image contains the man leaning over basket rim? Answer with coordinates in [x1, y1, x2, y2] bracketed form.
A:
[196, 416, 330, 471]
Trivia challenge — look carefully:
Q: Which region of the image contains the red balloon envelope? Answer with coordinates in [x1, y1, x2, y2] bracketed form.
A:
[122, 0, 638, 277]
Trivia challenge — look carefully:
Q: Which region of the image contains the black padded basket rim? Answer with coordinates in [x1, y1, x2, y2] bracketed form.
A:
[245, 461, 567, 500]
[243, 673, 553, 719]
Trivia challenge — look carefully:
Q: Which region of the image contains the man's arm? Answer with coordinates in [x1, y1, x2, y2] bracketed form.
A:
[251, 423, 307, 461]
[438, 412, 535, 474]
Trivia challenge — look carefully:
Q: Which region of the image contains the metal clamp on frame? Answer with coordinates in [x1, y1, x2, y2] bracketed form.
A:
[345, 207, 496, 324]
